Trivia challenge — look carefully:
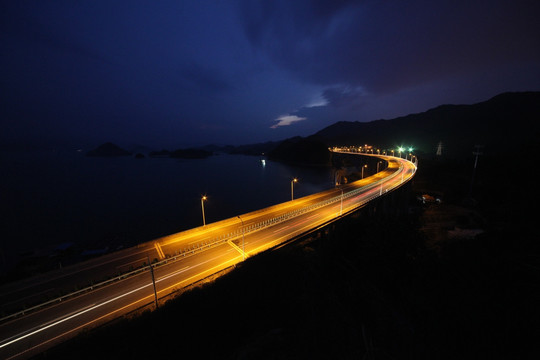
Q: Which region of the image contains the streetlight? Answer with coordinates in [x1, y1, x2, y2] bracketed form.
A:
[291, 178, 298, 200]
[237, 215, 245, 261]
[398, 147, 404, 158]
[201, 195, 207, 226]
[361, 164, 368, 179]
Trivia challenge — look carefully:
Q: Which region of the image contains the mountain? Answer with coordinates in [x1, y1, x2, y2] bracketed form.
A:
[266, 136, 331, 166]
[314, 91, 540, 157]
[86, 142, 132, 157]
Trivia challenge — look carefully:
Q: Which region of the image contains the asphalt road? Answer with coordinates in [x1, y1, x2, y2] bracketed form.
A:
[0, 152, 416, 359]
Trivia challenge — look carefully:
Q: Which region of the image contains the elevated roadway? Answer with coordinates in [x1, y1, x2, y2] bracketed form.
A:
[0, 151, 416, 359]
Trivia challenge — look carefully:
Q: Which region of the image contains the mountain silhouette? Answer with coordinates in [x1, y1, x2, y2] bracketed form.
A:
[314, 91, 540, 157]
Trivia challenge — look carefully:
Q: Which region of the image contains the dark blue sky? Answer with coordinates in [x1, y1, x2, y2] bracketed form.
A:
[2, 0, 539, 150]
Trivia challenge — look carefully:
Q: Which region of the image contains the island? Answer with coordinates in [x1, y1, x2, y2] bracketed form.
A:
[86, 142, 132, 157]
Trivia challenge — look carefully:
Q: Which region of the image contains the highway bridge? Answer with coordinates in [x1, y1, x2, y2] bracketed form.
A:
[0, 150, 417, 359]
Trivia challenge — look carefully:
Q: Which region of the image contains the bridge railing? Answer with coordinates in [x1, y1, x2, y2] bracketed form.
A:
[167, 157, 409, 258]
[0, 155, 414, 323]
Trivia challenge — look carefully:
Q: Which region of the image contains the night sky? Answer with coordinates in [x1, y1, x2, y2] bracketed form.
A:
[2, 0, 539, 150]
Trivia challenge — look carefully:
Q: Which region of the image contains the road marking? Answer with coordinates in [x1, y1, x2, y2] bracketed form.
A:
[227, 240, 245, 257]
[2, 154, 416, 358]
[156, 266, 190, 282]
[273, 225, 289, 233]
[0, 282, 153, 350]
[1, 252, 233, 353]
[154, 242, 165, 260]
[116, 258, 146, 270]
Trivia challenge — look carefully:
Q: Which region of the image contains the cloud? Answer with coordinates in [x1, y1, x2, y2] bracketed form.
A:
[239, 0, 540, 94]
[322, 85, 367, 108]
[271, 115, 307, 128]
[305, 92, 329, 108]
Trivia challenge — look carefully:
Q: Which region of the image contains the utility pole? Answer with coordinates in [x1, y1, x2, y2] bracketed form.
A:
[469, 145, 483, 197]
[147, 256, 158, 309]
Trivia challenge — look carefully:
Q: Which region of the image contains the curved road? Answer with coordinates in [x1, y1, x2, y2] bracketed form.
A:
[0, 152, 416, 359]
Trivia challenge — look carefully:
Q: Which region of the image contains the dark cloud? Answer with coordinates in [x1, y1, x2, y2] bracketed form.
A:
[1, 1, 539, 149]
[239, 0, 540, 93]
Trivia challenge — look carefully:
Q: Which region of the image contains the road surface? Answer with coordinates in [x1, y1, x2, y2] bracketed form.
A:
[0, 152, 416, 359]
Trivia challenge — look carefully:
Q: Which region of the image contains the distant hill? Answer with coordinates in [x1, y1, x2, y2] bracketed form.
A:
[267, 136, 331, 166]
[86, 142, 131, 157]
[314, 91, 540, 157]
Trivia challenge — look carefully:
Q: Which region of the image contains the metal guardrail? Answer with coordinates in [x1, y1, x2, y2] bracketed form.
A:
[1, 154, 414, 323]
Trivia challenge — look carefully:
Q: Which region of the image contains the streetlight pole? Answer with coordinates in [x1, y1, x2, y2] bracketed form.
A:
[147, 255, 158, 309]
[201, 195, 207, 226]
[237, 215, 245, 261]
[291, 178, 298, 201]
[361, 164, 368, 179]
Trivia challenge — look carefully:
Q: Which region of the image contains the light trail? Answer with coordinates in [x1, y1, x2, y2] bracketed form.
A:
[0, 151, 417, 359]
[0, 247, 234, 353]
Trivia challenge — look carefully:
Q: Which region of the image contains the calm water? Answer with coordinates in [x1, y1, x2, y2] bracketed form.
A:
[1, 150, 334, 262]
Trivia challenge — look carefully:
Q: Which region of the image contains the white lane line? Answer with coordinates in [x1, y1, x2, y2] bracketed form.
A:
[116, 258, 146, 269]
[273, 225, 290, 233]
[0, 247, 231, 350]
[0, 303, 96, 347]
[0, 283, 152, 349]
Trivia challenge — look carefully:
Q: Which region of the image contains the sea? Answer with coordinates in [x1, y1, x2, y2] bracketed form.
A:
[1, 150, 334, 269]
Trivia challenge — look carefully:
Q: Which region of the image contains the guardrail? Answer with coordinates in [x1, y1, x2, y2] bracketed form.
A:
[1, 153, 414, 323]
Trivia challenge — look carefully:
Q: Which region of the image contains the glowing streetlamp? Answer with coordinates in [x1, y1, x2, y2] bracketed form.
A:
[201, 195, 207, 226]
[291, 178, 298, 201]
[407, 147, 413, 160]
[361, 164, 368, 179]
[398, 147, 404, 158]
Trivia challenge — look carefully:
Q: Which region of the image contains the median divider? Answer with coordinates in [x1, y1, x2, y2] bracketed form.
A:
[0, 153, 414, 324]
